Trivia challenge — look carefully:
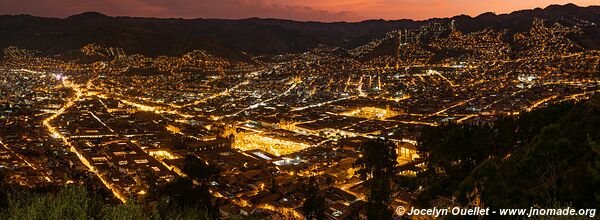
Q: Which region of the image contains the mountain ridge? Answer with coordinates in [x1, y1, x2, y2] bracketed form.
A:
[1, 4, 599, 60]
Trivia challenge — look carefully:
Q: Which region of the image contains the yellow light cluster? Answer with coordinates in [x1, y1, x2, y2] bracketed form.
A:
[148, 150, 179, 160]
[233, 133, 310, 156]
[341, 106, 400, 119]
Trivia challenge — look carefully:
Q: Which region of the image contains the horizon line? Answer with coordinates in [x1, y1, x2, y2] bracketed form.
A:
[1, 3, 598, 23]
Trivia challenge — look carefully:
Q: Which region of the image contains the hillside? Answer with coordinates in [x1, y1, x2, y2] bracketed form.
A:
[0, 4, 599, 60]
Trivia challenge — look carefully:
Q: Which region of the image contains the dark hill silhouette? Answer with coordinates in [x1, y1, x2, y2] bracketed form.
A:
[0, 4, 599, 59]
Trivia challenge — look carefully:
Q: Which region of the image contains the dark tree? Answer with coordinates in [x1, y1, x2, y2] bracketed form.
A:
[157, 177, 215, 219]
[0, 169, 8, 209]
[417, 97, 600, 209]
[156, 155, 222, 218]
[302, 177, 325, 220]
[353, 139, 398, 220]
[269, 178, 278, 194]
[591, 138, 600, 203]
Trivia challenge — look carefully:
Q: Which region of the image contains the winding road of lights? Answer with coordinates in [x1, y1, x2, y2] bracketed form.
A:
[39, 73, 127, 203]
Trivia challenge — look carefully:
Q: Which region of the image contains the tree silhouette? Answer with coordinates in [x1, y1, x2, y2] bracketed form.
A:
[590, 138, 600, 203]
[269, 178, 278, 194]
[354, 139, 398, 220]
[417, 97, 600, 209]
[157, 177, 214, 217]
[302, 177, 325, 220]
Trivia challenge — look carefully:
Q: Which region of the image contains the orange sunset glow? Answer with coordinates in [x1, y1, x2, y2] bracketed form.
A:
[0, 0, 598, 21]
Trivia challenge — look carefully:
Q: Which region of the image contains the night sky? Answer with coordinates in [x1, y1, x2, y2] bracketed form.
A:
[0, 0, 598, 22]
